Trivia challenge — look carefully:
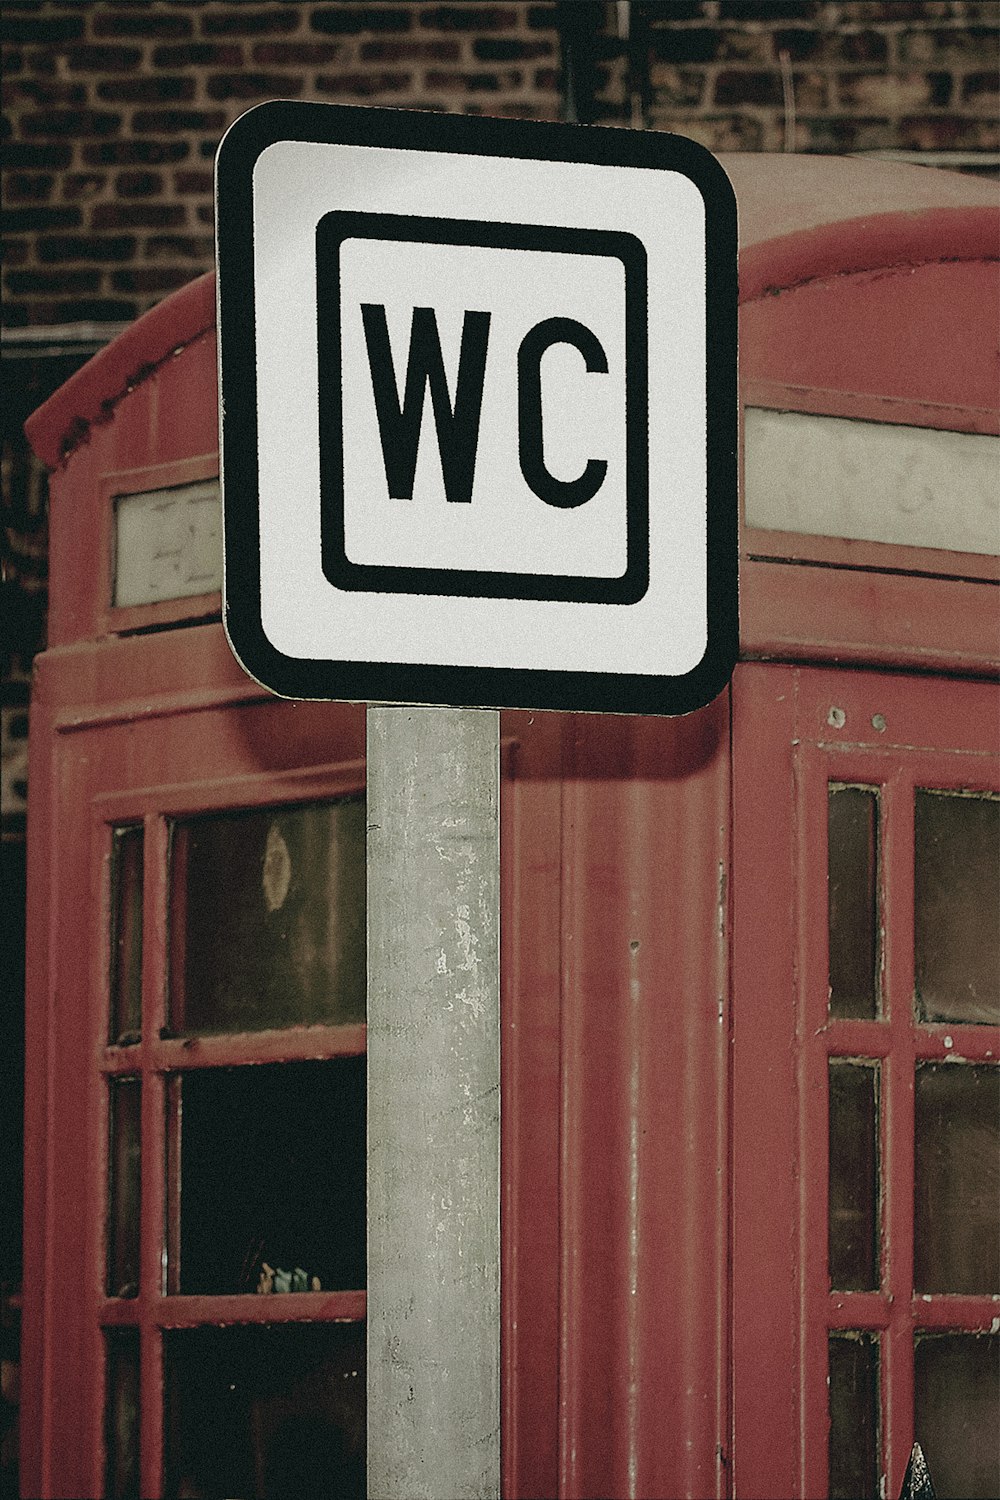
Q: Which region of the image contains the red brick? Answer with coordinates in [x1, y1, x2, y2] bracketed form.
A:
[251, 41, 344, 64]
[770, 28, 827, 63]
[841, 2, 948, 18]
[3, 142, 73, 169]
[312, 6, 412, 34]
[132, 109, 227, 133]
[315, 70, 411, 96]
[23, 48, 58, 76]
[1, 14, 84, 44]
[2, 204, 81, 232]
[650, 27, 718, 65]
[93, 12, 194, 39]
[62, 172, 108, 200]
[719, 1, 814, 17]
[358, 38, 461, 61]
[174, 169, 214, 194]
[962, 71, 1000, 110]
[900, 112, 1000, 150]
[898, 27, 1000, 65]
[21, 108, 123, 138]
[144, 233, 214, 260]
[84, 140, 190, 166]
[838, 72, 949, 111]
[473, 36, 553, 61]
[202, 9, 301, 37]
[115, 170, 164, 198]
[92, 203, 188, 231]
[837, 30, 890, 65]
[793, 114, 892, 151]
[67, 45, 144, 72]
[38, 234, 137, 263]
[6, 268, 101, 295]
[5, 171, 54, 201]
[714, 69, 784, 107]
[2, 79, 87, 107]
[153, 43, 244, 67]
[2, 240, 32, 269]
[424, 68, 523, 92]
[98, 77, 197, 104]
[206, 72, 305, 99]
[420, 7, 517, 31]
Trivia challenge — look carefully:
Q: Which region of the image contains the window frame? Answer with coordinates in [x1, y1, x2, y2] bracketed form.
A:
[92, 761, 368, 1497]
[732, 661, 1000, 1500]
[21, 648, 366, 1500]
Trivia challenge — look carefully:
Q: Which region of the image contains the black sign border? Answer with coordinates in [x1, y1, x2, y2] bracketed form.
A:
[317, 210, 649, 606]
[216, 101, 738, 716]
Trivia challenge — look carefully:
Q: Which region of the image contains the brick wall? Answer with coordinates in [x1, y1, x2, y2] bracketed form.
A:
[3, 2, 998, 332]
[612, 0, 1000, 153]
[2, 1, 562, 329]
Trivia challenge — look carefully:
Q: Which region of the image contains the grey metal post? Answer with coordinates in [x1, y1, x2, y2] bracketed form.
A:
[367, 705, 500, 1500]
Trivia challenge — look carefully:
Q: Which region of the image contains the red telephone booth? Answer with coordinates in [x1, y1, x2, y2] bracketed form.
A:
[22, 154, 998, 1500]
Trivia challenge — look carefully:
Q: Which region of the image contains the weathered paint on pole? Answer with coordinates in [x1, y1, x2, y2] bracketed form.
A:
[367, 705, 500, 1500]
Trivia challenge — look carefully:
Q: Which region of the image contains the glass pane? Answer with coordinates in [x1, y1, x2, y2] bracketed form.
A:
[914, 1333, 999, 1500]
[828, 1334, 879, 1500]
[828, 786, 879, 1019]
[828, 1061, 879, 1291]
[914, 1063, 999, 1294]
[110, 825, 143, 1044]
[107, 1079, 141, 1299]
[105, 1329, 140, 1500]
[174, 1059, 365, 1295]
[114, 479, 222, 607]
[168, 798, 365, 1035]
[915, 790, 1000, 1025]
[164, 1322, 365, 1499]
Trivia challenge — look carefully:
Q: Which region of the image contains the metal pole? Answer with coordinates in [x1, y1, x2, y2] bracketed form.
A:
[367, 705, 500, 1500]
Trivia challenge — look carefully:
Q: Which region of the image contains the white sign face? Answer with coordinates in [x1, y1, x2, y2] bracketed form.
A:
[217, 104, 737, 715]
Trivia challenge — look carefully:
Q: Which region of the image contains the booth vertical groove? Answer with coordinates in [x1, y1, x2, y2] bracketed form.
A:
[367, 705, 500, 1500]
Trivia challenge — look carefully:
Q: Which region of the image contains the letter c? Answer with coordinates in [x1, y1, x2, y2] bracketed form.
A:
[517, 317, 609, 509]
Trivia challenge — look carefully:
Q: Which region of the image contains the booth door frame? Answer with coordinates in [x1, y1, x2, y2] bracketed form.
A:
[732, 659, 999, 1500]
[23, 650, 367, 1500]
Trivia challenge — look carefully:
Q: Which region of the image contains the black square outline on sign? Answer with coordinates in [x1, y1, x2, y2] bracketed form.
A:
[216, 101, 738, 716]
[316, 211, 649, 605]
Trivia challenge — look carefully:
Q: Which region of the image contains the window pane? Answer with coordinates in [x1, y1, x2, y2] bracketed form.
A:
[174, 1059, 365, 1296]
[915, 790, 1000, 1025]
[107, 1079, 141, 1299]
[828, 1061, 879, 1291]
[168, 798, 365, 1035]
[914, 1063, 999, 1294]
[105, 1329, 140, 1500]
[110, 825, 143, 1045]
[114, 479, 222, 607]
[164, 1322, 364, 1500]
[828, 786, 879, 1019]
[828, 1334, 879, 1500]
[914, 1334, 999, 1500]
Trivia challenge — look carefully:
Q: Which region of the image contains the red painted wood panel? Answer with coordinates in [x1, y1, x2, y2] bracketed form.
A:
[556, 706, 730, 1500]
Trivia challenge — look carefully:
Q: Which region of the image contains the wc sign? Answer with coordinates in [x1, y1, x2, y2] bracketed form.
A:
[217, 103, 737, 715]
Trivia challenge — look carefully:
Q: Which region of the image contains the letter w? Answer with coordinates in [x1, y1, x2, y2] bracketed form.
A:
[360, 304, 491, 505]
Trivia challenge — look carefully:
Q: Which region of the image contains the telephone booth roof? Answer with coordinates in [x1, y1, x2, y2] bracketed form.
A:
[23, 149, 999, 679]
[25, 149, 999, 472]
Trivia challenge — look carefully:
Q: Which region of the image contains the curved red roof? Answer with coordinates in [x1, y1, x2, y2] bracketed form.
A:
[25, 151, 999, 469]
